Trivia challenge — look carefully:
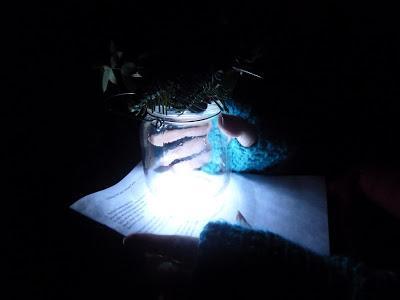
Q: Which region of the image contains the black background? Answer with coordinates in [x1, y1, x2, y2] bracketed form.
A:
[14, 1, 400, 299]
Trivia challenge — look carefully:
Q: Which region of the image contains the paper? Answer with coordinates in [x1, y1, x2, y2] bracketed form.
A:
[71, 162, 330, 255]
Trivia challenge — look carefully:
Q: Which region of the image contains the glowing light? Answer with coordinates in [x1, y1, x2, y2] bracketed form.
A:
[145, 169, 231, 221]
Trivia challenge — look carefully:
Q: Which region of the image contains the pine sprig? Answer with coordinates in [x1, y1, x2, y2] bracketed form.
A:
[101, 41, 263, 120]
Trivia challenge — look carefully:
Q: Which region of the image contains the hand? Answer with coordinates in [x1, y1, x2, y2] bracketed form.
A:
[124, 234, 199, 298]
[148, 114, 257, 171]
[149, 121, 212, 171]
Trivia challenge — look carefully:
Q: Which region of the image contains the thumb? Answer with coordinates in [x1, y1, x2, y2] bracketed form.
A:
[218, 114, 257, 147]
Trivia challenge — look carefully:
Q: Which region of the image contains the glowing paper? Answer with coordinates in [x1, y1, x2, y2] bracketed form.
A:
[70, 162, 330, 255]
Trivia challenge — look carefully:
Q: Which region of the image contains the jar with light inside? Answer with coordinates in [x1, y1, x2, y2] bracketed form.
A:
[140, 101, 231, 215]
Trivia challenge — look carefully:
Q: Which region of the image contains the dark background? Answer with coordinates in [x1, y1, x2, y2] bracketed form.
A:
[15, 0, 400, 299]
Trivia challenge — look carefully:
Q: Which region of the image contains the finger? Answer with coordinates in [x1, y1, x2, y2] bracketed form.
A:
[171, 150, 211, 172]
[149, 123, 211, 146]
[161, 137, 209, 166]
[124, 234, 199, 264]
[218, 114, 257, 147]
[218, 114, 243, 137]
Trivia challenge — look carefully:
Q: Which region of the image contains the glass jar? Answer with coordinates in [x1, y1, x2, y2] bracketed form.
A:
[140, 102, 230, 217]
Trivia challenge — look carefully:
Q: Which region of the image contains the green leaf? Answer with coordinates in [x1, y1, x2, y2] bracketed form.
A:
[102, 66, 117, 92]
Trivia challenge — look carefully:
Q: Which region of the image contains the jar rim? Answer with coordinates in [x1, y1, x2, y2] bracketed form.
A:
[146, 102, 222, 123]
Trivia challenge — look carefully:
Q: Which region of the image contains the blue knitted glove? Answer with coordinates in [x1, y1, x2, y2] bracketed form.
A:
[202, 100, 288, 173]
[193, 222, 400, 300]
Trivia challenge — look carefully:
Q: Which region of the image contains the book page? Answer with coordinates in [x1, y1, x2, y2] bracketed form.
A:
[71, 162, 329, 255]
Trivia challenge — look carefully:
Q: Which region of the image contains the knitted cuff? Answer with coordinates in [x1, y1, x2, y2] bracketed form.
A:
[228, 133, 288, 172]
[193, 222, 332, 299]
[193, 222, 400, 300]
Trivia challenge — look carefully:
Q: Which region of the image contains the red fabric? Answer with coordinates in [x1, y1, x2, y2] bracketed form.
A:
[359, 166, 400, 220]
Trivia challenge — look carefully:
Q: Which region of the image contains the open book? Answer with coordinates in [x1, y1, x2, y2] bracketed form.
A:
[71, 162, 330, 255]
